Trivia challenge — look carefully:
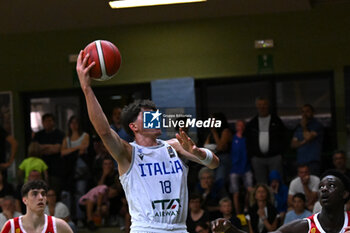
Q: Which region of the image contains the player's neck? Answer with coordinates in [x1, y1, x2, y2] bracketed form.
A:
[319, 208, 345, 228]
[135, 135, 158, 147]
[22, 212, 45, 231]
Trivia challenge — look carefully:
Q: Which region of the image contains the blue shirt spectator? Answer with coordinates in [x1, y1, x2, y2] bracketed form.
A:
[269, 170, 288, 215]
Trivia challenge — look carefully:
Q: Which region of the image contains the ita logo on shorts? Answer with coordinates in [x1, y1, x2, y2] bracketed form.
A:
[143, 110, 162, 129]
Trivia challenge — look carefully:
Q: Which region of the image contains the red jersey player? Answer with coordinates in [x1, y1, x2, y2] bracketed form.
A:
[1, 180, 72, 233]
[212, 169, 350, 233]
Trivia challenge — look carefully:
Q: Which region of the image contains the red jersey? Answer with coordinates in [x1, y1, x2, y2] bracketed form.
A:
[305, 211, 350, 233]
[2, 214, 56, 233]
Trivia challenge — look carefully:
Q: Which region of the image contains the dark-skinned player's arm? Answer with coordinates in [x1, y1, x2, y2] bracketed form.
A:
[211, 218, 309, 233]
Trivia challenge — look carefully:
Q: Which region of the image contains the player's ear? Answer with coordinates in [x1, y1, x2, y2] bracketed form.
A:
[129, 122, 138, 133]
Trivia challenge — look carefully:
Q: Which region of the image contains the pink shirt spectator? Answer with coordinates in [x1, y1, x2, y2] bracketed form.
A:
[79, 185, 109, 206]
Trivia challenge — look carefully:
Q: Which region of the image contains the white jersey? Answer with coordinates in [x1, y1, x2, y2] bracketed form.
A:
[120, 139, 189, 232]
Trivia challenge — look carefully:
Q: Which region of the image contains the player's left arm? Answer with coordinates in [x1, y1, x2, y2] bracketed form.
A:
[55, 218, 73, 233]
[167, 129, 219, 169]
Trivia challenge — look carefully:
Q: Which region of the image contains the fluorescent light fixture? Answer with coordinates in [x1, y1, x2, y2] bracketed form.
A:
[109, 0, 206, 9]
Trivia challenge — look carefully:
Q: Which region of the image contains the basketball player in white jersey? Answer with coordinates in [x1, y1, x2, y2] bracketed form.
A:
[211, 169, 350, 233]
[76, 51, 219, 233]
[1, 180, 72, 233]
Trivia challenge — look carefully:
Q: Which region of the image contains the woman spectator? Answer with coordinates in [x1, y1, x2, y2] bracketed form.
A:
[246, 184, 278, 233]
[61, 115, 90, 223]
[186, 193, 210, 233]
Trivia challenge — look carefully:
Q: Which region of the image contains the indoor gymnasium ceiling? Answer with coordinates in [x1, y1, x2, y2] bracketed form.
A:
[0, 0, 345, 34]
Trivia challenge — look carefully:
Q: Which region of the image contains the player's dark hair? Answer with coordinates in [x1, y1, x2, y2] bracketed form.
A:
[321, 169, 350, 202]
[21, 180, 48, 197]
[121, 99, 157, 136]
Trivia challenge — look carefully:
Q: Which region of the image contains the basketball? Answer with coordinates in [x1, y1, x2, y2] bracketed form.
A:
[83, 40, 121, 81]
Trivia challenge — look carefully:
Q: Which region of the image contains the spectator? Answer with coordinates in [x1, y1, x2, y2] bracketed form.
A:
[204, 112, 232, 182]
[187, 193, 210, 233]
[218, 197, 241, 229]
[229, 120, 253, 214]
[283, 193, 312, 224]
[246, 184, 278, 233]
[291, 104, 323, 176]
[110, 107, 133, 142]
[268, 170, 288, 220]
[288, 164, 320, 211]
[44, 189, 77, 233]
[245, 97, 287, 184]
[0, 173, 15, 206]
[79, 185, 118, 231]
[33, 113, 65, 194]
[0, 125, 17, 179]
[0, 196, 22, 229]
[196, 167, 227, 219]
[61, 115, 90, 223]
[18, 142, 48, 183]
[91, 135, 111, 176]
[332, 150, 350, 178]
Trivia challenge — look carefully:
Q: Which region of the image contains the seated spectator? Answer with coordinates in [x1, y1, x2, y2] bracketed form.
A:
[44, 189, 77, 233]
[196, 167, 227, 219]
[91, 135, 111, 177]
[218, 197, 241, 229]
[18, 142, 48, 183]
[229, 120, 253, 214]
[288, 164, 319, 211]
[283, 193, 312, 224]
[332, 150, 350, 178]
[194, 222, 211, 233]
[186, 193, 210, 233]
[246, 184, 278, 233]
[79, 185, 118, 231]
[268, 170, 288, 220]
[0, 196, 22, 229]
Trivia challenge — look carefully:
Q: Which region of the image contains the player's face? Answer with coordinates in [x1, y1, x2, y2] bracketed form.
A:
[319, 175, 345, 207]
[23, 189, 47, 213]
[132, 109, 162, 137]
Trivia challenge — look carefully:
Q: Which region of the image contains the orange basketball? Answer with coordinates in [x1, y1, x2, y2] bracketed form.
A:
[83, 40, 121, 81]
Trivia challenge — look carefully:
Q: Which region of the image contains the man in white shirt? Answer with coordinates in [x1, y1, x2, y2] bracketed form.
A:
[288, 165, 319, 210]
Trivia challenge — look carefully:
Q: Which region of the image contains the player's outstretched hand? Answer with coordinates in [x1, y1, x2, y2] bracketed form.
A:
[176, 128, 202, 156]
[76, 50, 95, 90]
[211, 218, 233, 233]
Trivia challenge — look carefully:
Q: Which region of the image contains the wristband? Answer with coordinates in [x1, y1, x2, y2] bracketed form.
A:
[199, 148, 213, 166]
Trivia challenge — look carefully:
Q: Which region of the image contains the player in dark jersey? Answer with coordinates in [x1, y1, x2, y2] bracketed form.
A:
[1, 180, 72, 233]
[211, 169, 350, 233]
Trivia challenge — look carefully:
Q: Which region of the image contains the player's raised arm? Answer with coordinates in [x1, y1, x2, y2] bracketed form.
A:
[76, 50, 131, 174]
[168, 129, 219, 169]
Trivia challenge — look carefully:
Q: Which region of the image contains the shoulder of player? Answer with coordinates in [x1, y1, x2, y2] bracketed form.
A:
[276, 218, 309, 233]
[54, 218, 72, 233]
[165, 139, 183, 153]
